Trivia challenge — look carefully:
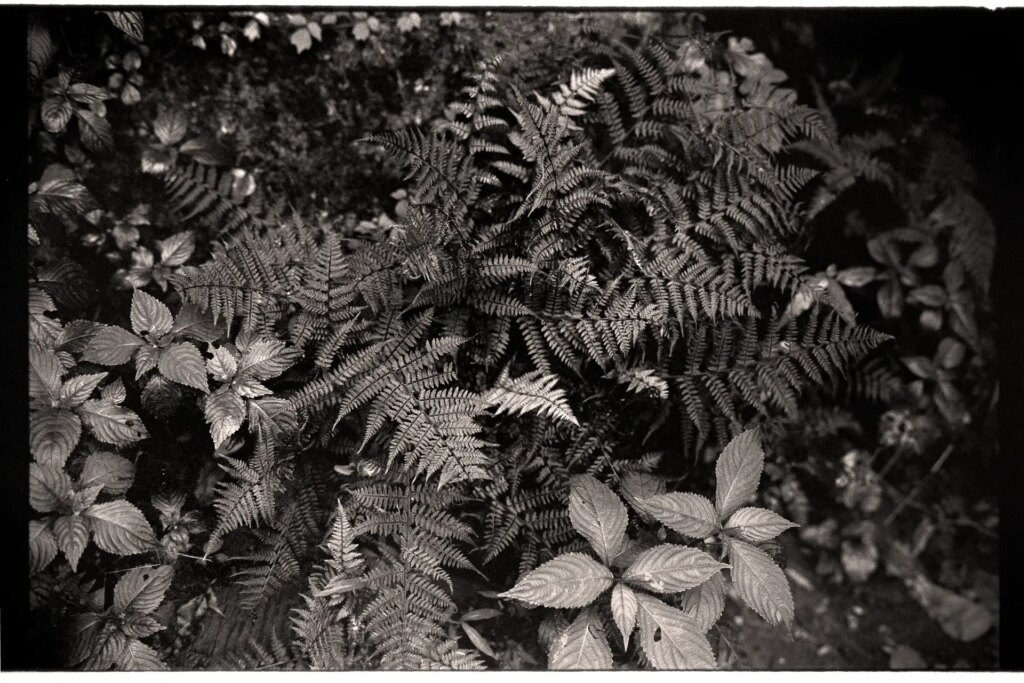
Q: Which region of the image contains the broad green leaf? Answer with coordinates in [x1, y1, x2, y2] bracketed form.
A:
[568, 474, 627, 564]
[237, 339, 299, 380]
[80, 451, 135, 495]
[619, 472, 665, 520]
[114, 565, 173, 614]
[79, 399, 149, 446]
[59, 372, 107, 407]
[715, 428, 764, 519]
[727, 539, 794, 628]
[53, 514, 91, 571]
[30, 407, 81, 467]
[724, 507, 798, 543]
[611, 583, 638, 649]
[152, 109, 187, 147]
[548, 607, 613, 670]
[623, 544, 728, 593]
[130, 289, 173, 337]
[85, 500, 157, 555]
[29, 343, 62, 403]
[205, 386, 246, 448]
[82, 325, 144, 365]
[645, 492, 720, 539]
[158, 341, 209, 393]
[29, 462, 73, 513]
[498, 553, 613, 608]
[116, 639, 167, 671]
[30, 520, 58, 574]
[678, 572, 726, 632]
[635, 593, 716, 670]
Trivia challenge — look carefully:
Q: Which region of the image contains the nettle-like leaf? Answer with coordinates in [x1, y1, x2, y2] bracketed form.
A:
[644, 492, 720, 539]
[610, 583, 639, 648]
[568, 474, 627, 564]
[30, 519, 59, 574]
[548, 607, 613, 670]
[634, 593, 715, 670]
[54, 514, 91, 571]
[83, 325, 145, 365]
[678, 572, 727, 632]
[727, 538, 794, 629]
[715, 428, 765, 519]
[30, 407, 82, 467]
[78, 399, 149, 446]
[204, 387, 246, 449]
[30, 462, 73, 513]
[80, 451, 135, 496]
[622, 544, 728, 594]
[113, 565, 173, 614]
[724, 507, 798, 543]
[498, 553, 613, 608]
[84, 500, 157, 556]
[619, 472, 665, 521]
[130, 289, 174, 337]
[157, 341, 209, 393]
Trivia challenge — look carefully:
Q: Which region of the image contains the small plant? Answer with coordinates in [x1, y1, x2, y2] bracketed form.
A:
[499, 429, 796, 669]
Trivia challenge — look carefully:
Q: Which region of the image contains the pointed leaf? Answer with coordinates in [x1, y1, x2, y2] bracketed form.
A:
[206, 345, 238, 382]
[30, 407, 81, 467]
[102, 378, 127, 404]
[237, 339, 298, 380]
[85, 500, 157, 555]
[76, 110, 114, 152]
[611, 583, 638, 649]
[635, 593, 716, 670]
[82, 325, 144, 365]
[678, 572, 726, 632]
[153, 109, 188, 146]
[724, 507, 798, 543]
[130, 289, 173, 336]
[120, 613, 164, 638]
[157, 231, 194, 267]
[30, 462, 73, 513]
[646, 492, 720, 539]
[204, 386, 246, 448]
[29, 343, 63, 402]
[169, 304, 220, 342]
[114, 565, 173, 614]
[80, 451, 135, 495]
[569, 474, 628, 564]
[498, 553, 613, 608]
[728, 539, 794, 628]
[548, 607, 613, 670]
[53, 514, 91, 571]
[460, 622, 496, 659]
[59, 372, 107, 407]
[158, 341, 209, 392]
[103, 11, 144, 41]
[619, 472, 665, 520]
[116, 639, 167, 671]
[30, 520, 59, 574]
[78, 399, 149, 446]
[623, 544, 728, 593]
[715, 428, 764, 519]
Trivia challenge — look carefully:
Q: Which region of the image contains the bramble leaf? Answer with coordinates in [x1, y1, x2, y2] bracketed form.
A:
[568, 474, 627, 564]
[498, 553, 613, 608]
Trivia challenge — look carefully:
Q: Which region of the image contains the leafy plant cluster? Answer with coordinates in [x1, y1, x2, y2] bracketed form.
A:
[26, 10, 998, 671]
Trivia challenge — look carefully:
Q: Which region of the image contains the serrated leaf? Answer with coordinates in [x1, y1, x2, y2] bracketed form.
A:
[103, 10, 144, 41]
[619, 472, 665, 520]
[130, 289, 173, 337]
[135, 345, 160, 379]
[68, 83, 111, 104]
[30, 520, 58, 574]
[114, 565, 173, 614]
[548, 607, 613, 670]
[157, 231, 194, 267]
[116, 639, 166, 671]
[568, 474, 627, 564]
[41, 95, 72, 133]
[102, 378, 127, 404]
[30, 462, 73, 513]
[645, 492, 720, 539]
[29, 343, 62, 402]
[80, 451, 135, 495]
[76, 109, 114, 152]
[247, 396, 297, 440]
[678, 572, 726, 632]
[498, 553, 613, 608]
[237, 339, 298, 380]
[611, 583, 638, 649]
[59, 372, 107, 407]
[233, 375, 272, 398]
[153, 109, 187, 146]
[635, 593, 716, 670]
[30, 407, 81, 467]
[79, 399, 149, 446]
[207, 346, 237, 381]
[728, 539, 794, 628]
[170, 304, 220, 343]
[85, 500, 157, 555]
[724, 507, 798, 543]
[715, 428, 764, 519]
[120, 613, 164, 638]
[82, 325, 144, 365]
[623, 544, 728, 593]
[158, 342, 209, 393]
[204, 387, 246, 449]
[53, 514, 91, 571]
